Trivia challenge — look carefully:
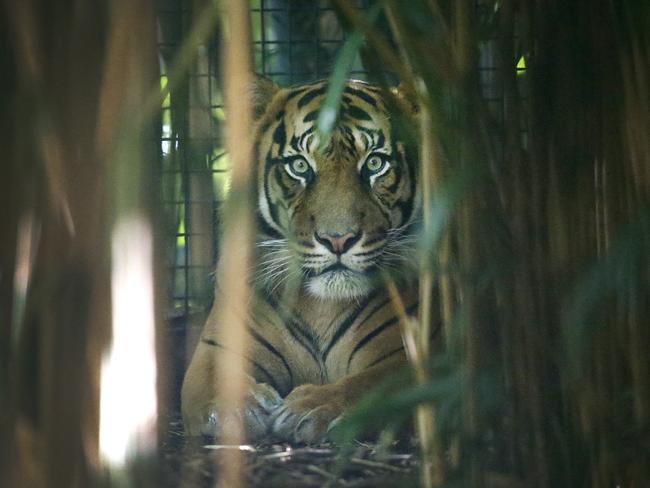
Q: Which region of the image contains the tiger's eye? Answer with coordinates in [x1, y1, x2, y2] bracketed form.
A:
[365, 155, 385, 173]
[291, 158, 310, 174]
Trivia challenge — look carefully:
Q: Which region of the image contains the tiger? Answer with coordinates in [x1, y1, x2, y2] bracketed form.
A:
[181, 77, 423, 444]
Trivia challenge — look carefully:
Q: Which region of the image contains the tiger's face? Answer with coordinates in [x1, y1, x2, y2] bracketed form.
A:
[254, 80, 419, 300]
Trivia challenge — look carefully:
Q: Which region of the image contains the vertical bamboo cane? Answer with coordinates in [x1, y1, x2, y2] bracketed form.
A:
[383, 4, 449, 486]
[416, 104, 447, 488]
[215, 1, 254, 487]
[2, 1, 117, 485]
[97, 0, 160, 480]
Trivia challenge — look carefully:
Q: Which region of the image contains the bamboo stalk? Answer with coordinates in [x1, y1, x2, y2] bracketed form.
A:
[2, 1, 119, 486]
[383, 8, 447, 488]
[214, 1, 255, 487]
[415, 106, 446, 488]
[96, 1, 160, 480]
[452, 3, 483, 485]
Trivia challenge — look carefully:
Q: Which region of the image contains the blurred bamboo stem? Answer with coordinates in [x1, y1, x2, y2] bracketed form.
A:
[215, 1, 254, 488]
[97, 0, 159, 475]
[454, 1, 483, 484]
[386, 280, 418, 365]
[419, 105, 434, 358]
[416, 102, 446, 488]
[332, 0, 415, 95]
[386, 276, 442, 488]
[384, 3, 448, 485]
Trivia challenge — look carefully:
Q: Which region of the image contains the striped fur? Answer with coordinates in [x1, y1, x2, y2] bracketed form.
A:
[182, 79, 424, 443]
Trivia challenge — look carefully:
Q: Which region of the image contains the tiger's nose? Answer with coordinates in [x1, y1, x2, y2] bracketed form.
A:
[315, 230, 362, 254]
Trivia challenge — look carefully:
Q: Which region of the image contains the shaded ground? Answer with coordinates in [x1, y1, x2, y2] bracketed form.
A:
[162, 416, 419, 487]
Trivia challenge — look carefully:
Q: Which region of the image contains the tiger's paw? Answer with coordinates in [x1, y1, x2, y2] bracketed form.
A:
[190, 382, 283, 441]
[271, 384, 346, 444]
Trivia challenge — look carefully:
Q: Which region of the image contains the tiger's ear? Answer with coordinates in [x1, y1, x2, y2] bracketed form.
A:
[390, 82, 419, 115]
[250, 75, 280, 119]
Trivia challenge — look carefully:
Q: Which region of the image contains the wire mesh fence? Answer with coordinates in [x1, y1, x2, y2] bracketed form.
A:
[158, 1, 370, 325]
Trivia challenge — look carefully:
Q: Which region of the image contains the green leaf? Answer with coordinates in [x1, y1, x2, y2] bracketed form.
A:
[317, 3, 383, 146]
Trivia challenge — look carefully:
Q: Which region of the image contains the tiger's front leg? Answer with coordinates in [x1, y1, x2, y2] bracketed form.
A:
[271, 357, 403, 444]
[181, 336, 284, 441]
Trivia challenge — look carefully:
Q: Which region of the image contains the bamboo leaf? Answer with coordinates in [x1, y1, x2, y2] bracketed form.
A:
[317, 3, 382, 145]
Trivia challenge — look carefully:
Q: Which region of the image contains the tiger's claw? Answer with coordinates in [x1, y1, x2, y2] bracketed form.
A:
[271, 383, 345, 443]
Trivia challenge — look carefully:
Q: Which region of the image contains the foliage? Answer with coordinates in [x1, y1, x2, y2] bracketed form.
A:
[2, 0, 648, 486]
[325, 0, 650, 486]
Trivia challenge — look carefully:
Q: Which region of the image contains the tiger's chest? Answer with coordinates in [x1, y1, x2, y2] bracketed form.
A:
[249, 288, 417, 395]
